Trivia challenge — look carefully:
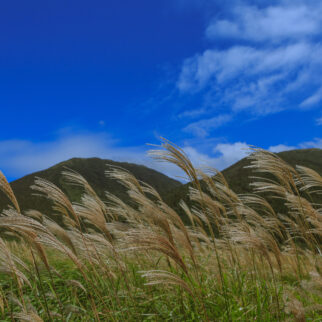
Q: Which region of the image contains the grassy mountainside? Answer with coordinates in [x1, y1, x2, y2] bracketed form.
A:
[0, 143, 321, 320]
[0, 157, 182, 216]
[164, 148, 322, 212]
[1, 149, 321, 218]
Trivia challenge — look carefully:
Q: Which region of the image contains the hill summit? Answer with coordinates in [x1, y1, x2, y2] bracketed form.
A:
[163, 148, 322, 211]
[1, 148, 322, 218]
[0, 157, 182, 215]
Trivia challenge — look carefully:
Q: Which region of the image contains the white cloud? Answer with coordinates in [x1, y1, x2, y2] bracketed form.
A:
[183, 138, 322, 175]
[268, 138, 322, 151]
[268, 144, 295, 153]
[178, 43, 322, 113]
[183, 114, 232, 137]
[316, 117, 322, 125]
[0, 133, 186, 181]
[0, 133, 253, 183]
[269, 139, 322, 152]
[300, 86, 322, 107]
[182, 142, 250, 172]
[178, 108, 207, 119]
[299, 138, 322, 149]
[0, 134, 134, 177]
[1, 132, 321, 186]
[183, 146, 219, 169]
[177, 0, 322, 122]
[212, 142, 250, 169]
[206, 4, 322, 42]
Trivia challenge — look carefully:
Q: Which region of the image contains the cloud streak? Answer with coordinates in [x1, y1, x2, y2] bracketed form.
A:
[1, 131, 321, 183]
[0, 132, 253, 182]
[181, 141, 250, 173]
[183, 114, 232, 137]
[206, 4, 322, 42]
[177, 0, 322, 136]
[0, 133, 181, 181]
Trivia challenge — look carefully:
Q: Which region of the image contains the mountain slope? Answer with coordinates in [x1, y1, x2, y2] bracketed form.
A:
[0, 157, 182, 215]
[1, 149, 321, 219]
[164, 148, 322, 212]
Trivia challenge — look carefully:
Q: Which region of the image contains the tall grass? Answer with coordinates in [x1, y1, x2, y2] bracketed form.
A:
[0, 140, 321, 321]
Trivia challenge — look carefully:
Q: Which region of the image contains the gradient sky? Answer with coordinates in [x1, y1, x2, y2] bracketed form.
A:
[1, 0, 322, 181]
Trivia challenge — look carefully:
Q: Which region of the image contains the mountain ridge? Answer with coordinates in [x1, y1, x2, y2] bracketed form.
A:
[0, 157, 182, 216]
[1, 148, 322, 220]
[163, 148, 322, 213]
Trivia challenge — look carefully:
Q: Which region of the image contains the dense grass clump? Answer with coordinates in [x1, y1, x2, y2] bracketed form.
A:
[0, 140, 321, 321]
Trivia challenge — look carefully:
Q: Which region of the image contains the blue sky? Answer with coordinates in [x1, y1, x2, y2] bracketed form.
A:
[1, 0, 322, 181]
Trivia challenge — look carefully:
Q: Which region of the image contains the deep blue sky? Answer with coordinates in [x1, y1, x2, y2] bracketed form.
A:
[1, 0, 321, 180]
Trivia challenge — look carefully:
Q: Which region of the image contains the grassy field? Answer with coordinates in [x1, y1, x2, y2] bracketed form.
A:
[0, 140, 321, 321]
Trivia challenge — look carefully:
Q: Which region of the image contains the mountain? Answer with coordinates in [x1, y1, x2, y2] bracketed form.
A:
[163, 148, 322, 213]
[0, 157, 182, 216]
[1, 149, 322, 220]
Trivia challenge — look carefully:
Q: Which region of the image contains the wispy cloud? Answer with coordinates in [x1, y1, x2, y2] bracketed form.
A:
[268, 144, 296, 153]
[211, 142, 250, 168]
[177, 0, 322, 130]
[0, 133, 181, 181]
[183, 138, 322, 174]
[206, 4, 322, 42]
[299, 137, 322, 149]
[0, 132, 255, 182]
[269, 138, 322, 152]
[1, 131, 321, 182]
[183, 114, 232, 137]
[300, 86, 322, 107]
[181, 141, 250, 172]
[178, 108, 207, 119]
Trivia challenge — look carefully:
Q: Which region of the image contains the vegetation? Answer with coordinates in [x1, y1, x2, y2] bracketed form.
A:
[0, 140, 321, 321]
[0, 157, 181, 218]
[164, 148, 322, 216]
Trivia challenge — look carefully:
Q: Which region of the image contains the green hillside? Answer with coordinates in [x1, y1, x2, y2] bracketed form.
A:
[1, 149, 322, 219]
[0, 157, 182, 216]
[163, 148, 322, 213]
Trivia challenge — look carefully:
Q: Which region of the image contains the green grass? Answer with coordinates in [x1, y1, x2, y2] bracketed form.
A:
[0, 157, 181, 219]
[0, 142, 321, 321]
[1, 250, 320, 321]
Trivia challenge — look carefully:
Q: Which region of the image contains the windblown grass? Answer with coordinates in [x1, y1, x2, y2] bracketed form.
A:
[0, 140, 321, 321]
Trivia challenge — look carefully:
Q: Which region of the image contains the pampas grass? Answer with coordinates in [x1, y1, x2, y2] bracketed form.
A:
[0, 140, 320, 321]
